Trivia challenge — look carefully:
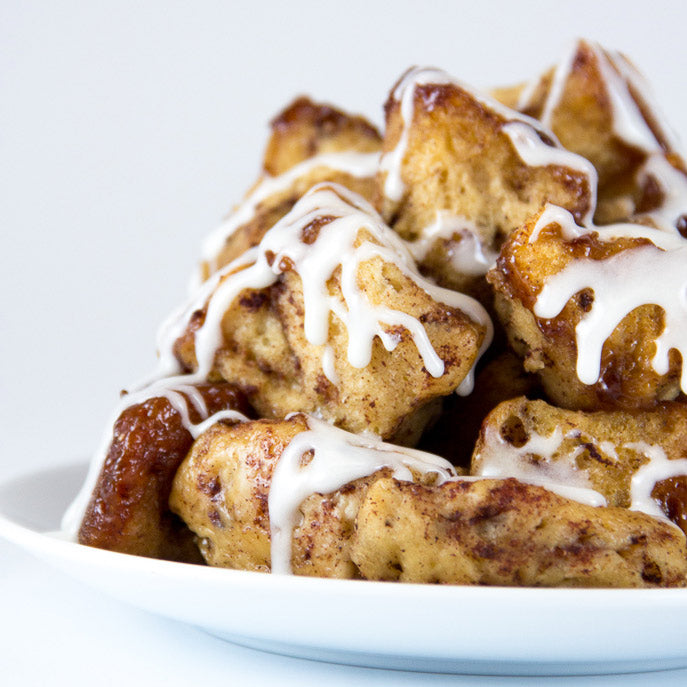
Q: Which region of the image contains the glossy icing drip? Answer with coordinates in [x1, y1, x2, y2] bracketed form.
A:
[599, 441, 619, 462]
[64, 183, 494, 538]
[538, 41, 578, 129]
[379, 68, 453, 201]
[321, 344, 339, 385]
[532, 205, 687, 391]
[501, 122, 597, 225]
[473, 426, 607, 507]
[627, 442, 687, 523]
[158, 182, 493, 387]
[406, 212, 498, 277]
[609, 48, 682, 153]
[637, 154, 687, 234]
[518, 40, 687, 235]
[530, 204, 685, 248]
[200, 151, 380, 273]
[589, 44, 687, 235]
[594, 45, 660, 153]
[519, 40, 662, 154]
[268, 415, 457, 574]
[475, 428, 687, 524]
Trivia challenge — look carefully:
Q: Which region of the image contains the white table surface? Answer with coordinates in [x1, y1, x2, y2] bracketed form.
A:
[4, 1, 687, 684]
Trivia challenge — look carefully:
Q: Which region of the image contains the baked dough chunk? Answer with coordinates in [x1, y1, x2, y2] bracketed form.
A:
[351, 477, 687, 587]
[171, 414, 686, 587]
[263, 96, 382, 176]
[493, 40, 687, 226]
[376, 67, 596, 296]
[78, 382, 252, 561]
[174, 184, 490, 442]
[202, 97, 381, 277]
[170, 417, 370, 577]
[473, 397, 687, 534]
[488, 208, 683, 410]
[169, 415, 447, 577]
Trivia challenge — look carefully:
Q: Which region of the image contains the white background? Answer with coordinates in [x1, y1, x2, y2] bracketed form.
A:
[3, 1, 687, 684]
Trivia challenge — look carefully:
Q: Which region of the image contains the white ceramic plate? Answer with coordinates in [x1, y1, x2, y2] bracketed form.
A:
[1, 462, 687, 676]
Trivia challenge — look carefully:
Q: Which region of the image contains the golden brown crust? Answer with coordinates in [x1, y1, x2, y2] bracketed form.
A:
[170, 417, 303, 572]
[78, 383, 253, 562]
[351, 477, 687, 587]
[264, 96, 381, 176]
[490, 83, 525, 111]
[377, 77, 594, 259]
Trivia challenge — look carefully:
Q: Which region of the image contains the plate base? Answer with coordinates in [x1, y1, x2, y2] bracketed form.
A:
[4, 463, 687, 678]
[209, 631, 687, 676]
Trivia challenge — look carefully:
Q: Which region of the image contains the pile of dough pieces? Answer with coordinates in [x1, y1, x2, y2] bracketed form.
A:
[69, 40, 687, 587]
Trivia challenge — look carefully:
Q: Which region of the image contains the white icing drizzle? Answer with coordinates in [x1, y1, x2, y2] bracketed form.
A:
[268, 415, 457, 574]
[599, 441, 619, 462]
[473, 426, 607, 507]
[473, 422, 687, 529]
[379, 68, 452, 201]
[189, 409, 248, 439]
[637, 154, 687, 234]
[593, 45, 661, 154]
[379, 66, 595, 216]
[61, 379, 249, 536]
[521, 40, 662, 155]
[157, 182, 493, 390]
[516, 40, 687, 236]
[606, 48, 683, 154]
[528, 203, 587, 242]
[627, 442, 687, 523]
[515, 71, 541, 113]
[529, 203, 685, 249]
[406, 212, 498, 277]
[321, 344, 339, 385]
[501, 122, 598, 226]
[539, 40, 579, 129]
[588, 44, 687, 234]
[567, 433, 620, 464]
[200, 151, 380, 273]
[532, 206, 687, 391]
